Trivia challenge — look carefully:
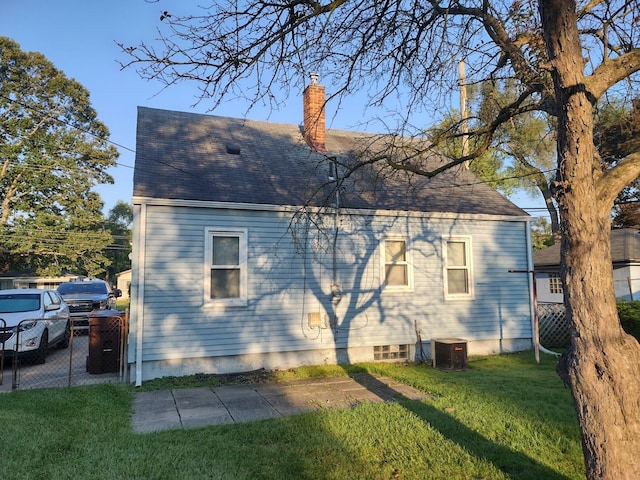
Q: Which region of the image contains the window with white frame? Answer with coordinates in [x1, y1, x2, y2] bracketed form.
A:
[382, 238, 413, 290]
[205, 228, 247, 306]
[445, 237, 473, 298]
[548, 273, 563, 294]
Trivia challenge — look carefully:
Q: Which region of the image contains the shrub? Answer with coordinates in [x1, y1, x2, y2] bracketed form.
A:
[617, 300, 640, 341]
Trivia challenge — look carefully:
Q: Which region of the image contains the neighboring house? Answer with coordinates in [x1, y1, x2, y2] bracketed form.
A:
[0, 272, 78, 290]
[116, 269, 132, 300]
[130, 79, 534, 383]
[534, 228, 640, 302]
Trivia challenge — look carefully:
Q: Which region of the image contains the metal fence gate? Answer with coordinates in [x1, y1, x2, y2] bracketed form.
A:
[0, 311, 128, 392]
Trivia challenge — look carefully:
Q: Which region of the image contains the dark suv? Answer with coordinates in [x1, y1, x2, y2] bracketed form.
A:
[57, 277, 122, 330]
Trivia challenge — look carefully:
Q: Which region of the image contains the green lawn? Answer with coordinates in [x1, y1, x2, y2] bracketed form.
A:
[0, 351, 584, 479]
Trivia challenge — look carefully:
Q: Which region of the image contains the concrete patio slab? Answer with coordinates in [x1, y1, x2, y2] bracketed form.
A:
[131, 374, 431, 433]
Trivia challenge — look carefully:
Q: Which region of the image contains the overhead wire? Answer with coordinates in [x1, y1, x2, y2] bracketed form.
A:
[0, 231, 130, 248]
[0, 93, 590, 215]
[0, 229, 130, 240]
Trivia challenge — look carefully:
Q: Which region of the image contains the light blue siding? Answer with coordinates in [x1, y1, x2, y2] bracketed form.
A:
[131, 204, 532, 365]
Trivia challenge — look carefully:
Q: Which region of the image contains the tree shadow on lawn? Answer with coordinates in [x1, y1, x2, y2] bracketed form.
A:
[351, 372, 574, 480]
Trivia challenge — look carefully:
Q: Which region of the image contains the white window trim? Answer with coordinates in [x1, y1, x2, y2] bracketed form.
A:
[204, 227, 248, 307]
[380, 236, 414, 292]
[443, 236, 474, 300]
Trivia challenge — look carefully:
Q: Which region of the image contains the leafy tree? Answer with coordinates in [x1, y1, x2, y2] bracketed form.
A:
[474, 80, 561, 238]
[120, 1, 640, 476]
[530, 216, 554, 250]
[453, 82, 640, 239]
[442, 80, 640, 241]
[105, 201, 133, 281]
[595, 99, 640, 228]
[430, 79, 561, 238]
[427, 107, 522, 196]
[613, 199, 640, 228]
[0, 37, 118, 276]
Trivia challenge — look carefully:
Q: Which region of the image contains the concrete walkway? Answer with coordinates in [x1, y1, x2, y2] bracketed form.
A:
[131, 374, 430, 433]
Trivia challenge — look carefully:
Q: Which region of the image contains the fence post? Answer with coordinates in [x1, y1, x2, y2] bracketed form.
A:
[12, 328, 20, 390]
[0, 318, 5, 386]
[67, 319, 75, 387]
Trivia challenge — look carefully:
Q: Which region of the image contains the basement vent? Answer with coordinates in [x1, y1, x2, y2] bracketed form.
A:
[374, 344, 409, 361]
[226, 144, 241, 155]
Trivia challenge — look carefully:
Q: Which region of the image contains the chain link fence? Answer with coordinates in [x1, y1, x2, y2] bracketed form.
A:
[0, 303, 576, 389]
[0, 311, 128, 392]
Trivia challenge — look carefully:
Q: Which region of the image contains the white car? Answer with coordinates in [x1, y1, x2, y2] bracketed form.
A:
[0, 289, 70, 364]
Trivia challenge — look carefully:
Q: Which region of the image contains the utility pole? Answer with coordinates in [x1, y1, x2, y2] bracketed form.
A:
[458, 58, 469, 168]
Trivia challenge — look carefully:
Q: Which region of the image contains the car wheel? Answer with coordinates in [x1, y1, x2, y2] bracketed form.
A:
[58, 321, 70, 349]
[34, 330, 48, 365]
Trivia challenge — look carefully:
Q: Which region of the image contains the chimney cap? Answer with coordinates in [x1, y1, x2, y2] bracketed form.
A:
[310, 73, 319, 84]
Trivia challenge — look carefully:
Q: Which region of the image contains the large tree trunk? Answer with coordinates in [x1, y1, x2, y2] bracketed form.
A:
[540, 1, 640, 478]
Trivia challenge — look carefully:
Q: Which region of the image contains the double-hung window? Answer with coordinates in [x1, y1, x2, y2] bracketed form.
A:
[382, 237, 413, 291]
[444, 237, 473, 299]
[205, 228, 247, 306]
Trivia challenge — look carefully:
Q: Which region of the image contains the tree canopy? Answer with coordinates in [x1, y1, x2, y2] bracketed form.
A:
[105, 201, 133, 281]
[0, 37, 118, 276]
[596, 99, 640, 227]
[427, 77, 560, 235]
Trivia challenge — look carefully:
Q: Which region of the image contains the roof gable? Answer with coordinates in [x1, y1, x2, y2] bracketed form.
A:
[133, 106, 527, 216]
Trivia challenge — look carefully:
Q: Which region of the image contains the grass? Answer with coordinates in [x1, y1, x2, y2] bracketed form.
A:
[116, 299, 130, 311]
[0, 351, 584, 479]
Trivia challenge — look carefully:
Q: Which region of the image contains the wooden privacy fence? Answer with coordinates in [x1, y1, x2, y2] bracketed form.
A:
[538, 303, 570, 348]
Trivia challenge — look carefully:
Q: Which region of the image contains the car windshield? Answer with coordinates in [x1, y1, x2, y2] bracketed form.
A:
[0, 294, 41, 313]
[57, 282, 108, 295]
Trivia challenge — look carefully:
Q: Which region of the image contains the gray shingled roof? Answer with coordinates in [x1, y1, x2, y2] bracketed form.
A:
[533, 228, 640, 267]
[133, 106, 527, 216]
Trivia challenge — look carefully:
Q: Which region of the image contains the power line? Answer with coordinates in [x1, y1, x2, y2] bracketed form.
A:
[2, 92, 560, 187]
[0, 234, 130, 251]
[0, 93, 135, 170]
[5, 92, 635, 213]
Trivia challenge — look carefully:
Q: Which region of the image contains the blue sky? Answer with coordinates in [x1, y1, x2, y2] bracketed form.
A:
[2, 0, 546, 217]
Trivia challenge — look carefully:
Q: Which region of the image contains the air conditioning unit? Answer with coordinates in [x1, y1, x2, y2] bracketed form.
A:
[432, 338, 468, 370]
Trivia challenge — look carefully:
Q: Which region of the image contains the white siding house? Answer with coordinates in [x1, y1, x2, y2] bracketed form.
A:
[534, 228, 640, 303]
[116, 269, 132, 300]
[0, 273, 78, 290]
[130, 82, 534, 383]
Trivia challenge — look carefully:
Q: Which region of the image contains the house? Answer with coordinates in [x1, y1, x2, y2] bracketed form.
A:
[129, 80, 534, 383]
[534, 228, 640, 303]
[0, 272, 79, 290]
[116, 269, 132, 300]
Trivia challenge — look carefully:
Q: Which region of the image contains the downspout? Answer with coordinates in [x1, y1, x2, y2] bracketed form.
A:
[524, 221, 561, 362]
[525, 220, 539, 363]
[134, 203, 148, 387]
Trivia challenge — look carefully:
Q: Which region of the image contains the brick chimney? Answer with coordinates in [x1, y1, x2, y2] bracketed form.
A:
[303, 73, 326, 152]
